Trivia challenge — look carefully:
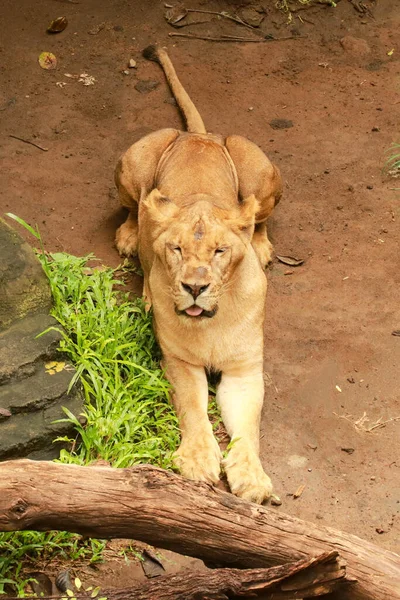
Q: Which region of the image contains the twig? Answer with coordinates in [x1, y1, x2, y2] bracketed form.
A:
[168, 32, 303, 42]
[9, 135, 48, 152]
[334, 411, 400, 433]
[186, 9, 257, 30]
[298, 14, 315, 24]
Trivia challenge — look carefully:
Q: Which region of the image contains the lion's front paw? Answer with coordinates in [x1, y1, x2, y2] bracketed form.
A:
[252, 237, 273, 268]
[174, 434, 222, 484]
[115, 222, 138, 257]
[223, 439, 273, 504]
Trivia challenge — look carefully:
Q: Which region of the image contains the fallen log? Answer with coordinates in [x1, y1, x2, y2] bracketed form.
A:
[39, 552, 352, 599]
[1, 552, 350, 600]
[1, 460, 399, 600]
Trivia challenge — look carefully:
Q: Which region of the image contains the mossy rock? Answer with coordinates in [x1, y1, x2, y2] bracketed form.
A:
[0, 219, 52, 330]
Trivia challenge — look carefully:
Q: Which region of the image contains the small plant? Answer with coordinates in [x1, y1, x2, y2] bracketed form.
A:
[1, 215, 180, 594]
[275, 0, 336, 23]
[383, 143, 400, 179]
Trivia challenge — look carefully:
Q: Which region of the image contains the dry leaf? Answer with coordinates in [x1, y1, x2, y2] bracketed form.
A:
[39, 52, 57, 70]
[47, 16, 68, 33]
[165, 3, 188, 25]
[293, 484, 306, 499]
[74, 578, 82, 590]
[45, 361, 66, 375]
[78, 73, 96, 86]
[141, 548, 165, 578]
[91, 586, 101, 598]
[276, 255, 304, 267]
[270, 494, 282, 506]
[88, 22, 105, 35]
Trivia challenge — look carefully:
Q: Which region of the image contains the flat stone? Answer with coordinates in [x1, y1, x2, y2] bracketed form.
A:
[134, 80, 160, 94]
[269, 118, 294, 130]
[0, 382, 82, 460]
[0, 365, 75, 414]
[0, 313, 62, 385]
[0, 219, 52, 330]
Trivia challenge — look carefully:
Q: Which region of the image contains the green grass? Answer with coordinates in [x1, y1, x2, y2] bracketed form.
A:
[0, 215, 180, 595]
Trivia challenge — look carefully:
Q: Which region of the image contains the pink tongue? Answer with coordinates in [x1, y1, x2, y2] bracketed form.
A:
[185, 305, 204, 317]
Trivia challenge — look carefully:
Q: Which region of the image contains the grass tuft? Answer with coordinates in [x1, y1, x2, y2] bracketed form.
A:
[0, 216, 180, 594]
[384, 142, 400, 180]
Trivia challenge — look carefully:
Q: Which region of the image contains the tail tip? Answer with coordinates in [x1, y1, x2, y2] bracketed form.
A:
[142, 45, 160, 63]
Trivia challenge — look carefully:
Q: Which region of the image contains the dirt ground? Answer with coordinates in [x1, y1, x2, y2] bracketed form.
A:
[1, 0, 399, 588]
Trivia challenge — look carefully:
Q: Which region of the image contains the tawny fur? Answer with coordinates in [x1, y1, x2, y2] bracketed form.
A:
[114, 45, 282, 503]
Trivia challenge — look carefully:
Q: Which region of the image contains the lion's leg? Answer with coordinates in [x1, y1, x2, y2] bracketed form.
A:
[164, 355, 221, 484]
[115, 203, 139, 257]
[216, 368, 273, 504]
[226, 135, 282, 268]
[114, 128, 180, 257]
[252, 221, 274, 267]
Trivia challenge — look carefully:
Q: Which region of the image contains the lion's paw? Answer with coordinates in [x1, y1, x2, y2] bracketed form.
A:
[223, 440, 273, 504]
[174, 434, 222, 484]
[253, 237, 274, 268]
[115, 222, 138, 257]
[252, 236, 273, 268]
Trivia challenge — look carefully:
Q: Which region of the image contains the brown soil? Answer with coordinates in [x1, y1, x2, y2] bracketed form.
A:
[1, 0, 399, 589]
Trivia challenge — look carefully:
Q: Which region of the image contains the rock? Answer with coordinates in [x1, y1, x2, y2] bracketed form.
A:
[0, 312, 82, 460]
[0, 220, 83, 461]
[0, 313, 61, 384]
[0, 219, 52, 330]
[340, 36, 371, 57]
[269, 118, 294, 130]
[134, 80, 160, 94]
[0, 377, 82, 460]
[239, 6, 265, 27]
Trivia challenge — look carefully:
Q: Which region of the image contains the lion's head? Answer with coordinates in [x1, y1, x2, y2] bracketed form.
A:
[140, 190, 259, 320]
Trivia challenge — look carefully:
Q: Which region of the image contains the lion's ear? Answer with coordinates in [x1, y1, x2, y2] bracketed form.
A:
[141, 189, 179, 224]
[231, 194, 260, 238]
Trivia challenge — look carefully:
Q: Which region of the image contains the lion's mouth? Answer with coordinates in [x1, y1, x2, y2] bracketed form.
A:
[176, 305, 218, 319]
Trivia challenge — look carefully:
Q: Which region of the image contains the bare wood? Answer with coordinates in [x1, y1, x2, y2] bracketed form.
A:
[1, 460, 399, 600]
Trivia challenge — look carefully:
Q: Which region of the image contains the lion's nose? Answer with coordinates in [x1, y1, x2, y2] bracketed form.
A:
[181, 282, 210, 299]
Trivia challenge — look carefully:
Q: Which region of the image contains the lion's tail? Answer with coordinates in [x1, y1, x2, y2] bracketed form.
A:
[142, 45, 207, 135]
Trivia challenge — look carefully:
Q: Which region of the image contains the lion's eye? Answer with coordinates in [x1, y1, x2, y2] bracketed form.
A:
[215, 247, 227, 255]
[173, 246, 182, 254]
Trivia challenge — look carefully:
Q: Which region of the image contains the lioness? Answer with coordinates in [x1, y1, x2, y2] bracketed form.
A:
[115, 45, 282, 503]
